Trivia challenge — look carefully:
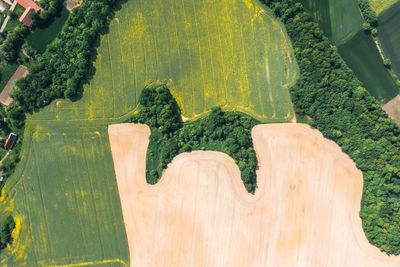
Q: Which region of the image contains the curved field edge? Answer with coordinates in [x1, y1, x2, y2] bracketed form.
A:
[31, 0, 299, 123]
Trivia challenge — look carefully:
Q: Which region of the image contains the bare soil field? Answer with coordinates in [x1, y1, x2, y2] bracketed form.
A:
[383, 94, 400, 126]
[0, 65, 28, 106]
[109, 123, 400, 266]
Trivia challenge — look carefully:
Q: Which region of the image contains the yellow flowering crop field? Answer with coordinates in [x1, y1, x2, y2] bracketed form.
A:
[369, 0, 399, 15]
[33, 0, 298, 122]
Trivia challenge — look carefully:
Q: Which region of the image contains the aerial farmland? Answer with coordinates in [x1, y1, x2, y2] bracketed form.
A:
[0, 0, 400, 266]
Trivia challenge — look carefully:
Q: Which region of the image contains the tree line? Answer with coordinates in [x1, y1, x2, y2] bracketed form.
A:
[261, 0, 400, 254]
[358, 0, 378, 31]
[0, 216, 15, 250]
[12, 0, 125, 113]
[129, 84, 260, 193]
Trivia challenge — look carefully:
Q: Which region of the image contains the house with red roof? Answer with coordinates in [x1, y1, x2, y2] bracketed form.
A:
[16, 0, 42, 26]
[4, 133, 17, 150]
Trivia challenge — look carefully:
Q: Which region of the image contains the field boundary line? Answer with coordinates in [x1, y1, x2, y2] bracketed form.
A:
[45, 258, 128, 267]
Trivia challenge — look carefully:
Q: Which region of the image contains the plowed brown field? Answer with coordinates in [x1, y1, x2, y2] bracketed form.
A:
[108, 123, 400, 267]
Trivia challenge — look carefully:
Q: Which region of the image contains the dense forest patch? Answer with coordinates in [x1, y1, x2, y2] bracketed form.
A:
[129, 84, 259, 193]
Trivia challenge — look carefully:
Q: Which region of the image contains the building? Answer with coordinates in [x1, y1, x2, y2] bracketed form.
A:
[19, 7, 35, 26]
[4, 133, 17, 150]
[16, 0, 42, 26]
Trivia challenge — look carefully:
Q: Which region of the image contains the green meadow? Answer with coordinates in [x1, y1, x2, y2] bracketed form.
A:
[0, 122, 129, 266]
[299, 0, 363, 45]
[27, 8, 70, 53]
[339, 31, 399, 102]
[378, 2, 400, 78]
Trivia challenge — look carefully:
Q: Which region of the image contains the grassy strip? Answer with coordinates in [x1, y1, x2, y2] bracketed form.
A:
[128, 84, 259, 193]
[264, 0, 400, 254]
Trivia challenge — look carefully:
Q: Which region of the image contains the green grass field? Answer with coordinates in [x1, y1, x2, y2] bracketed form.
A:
[299, 0, 363, 45]
[338, 31, 399, 102]
[0, 122, 129, 266]
[300, 0, 399, 102]
[0, 0, 299, 265]
[378, 2, 400, 78]
[26, 8, 70, 53]
[369, 0, 399, 15]
[33, 0, 298, 123]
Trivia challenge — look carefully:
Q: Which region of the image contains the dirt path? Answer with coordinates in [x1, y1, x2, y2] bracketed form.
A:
[109, 123, 400, 267]
[0, 151, 10, 166]
[0, 65, 28, 106]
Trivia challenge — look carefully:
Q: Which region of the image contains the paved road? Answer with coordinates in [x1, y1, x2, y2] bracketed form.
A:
[2, 0, 13, 5]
